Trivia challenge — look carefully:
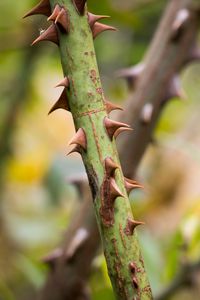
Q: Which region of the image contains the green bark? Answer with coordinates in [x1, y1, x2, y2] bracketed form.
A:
[25, 1, 152, 299]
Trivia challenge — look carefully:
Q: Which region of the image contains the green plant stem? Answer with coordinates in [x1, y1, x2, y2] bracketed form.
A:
[48, 1, 152, 299]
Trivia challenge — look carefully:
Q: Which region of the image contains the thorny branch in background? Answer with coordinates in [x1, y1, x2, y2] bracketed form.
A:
[33, 0, 200, 299]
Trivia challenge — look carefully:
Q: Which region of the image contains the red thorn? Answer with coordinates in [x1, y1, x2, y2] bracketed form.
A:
[48, 89, 69, 115]
[114, 127, 133, 138]
[92, 22, 117, 39]
[23, 0, 51, 18]
[68, 128, 87, 151]
[31, 24, 59, 46]
[55, 8, 70, 33]
[104, 157, 119, 177]
[110, 177, 124, 201]
[105, 100, 123, 114]
[47, 4, 60, 21]
[124, 177, 143, 195]
[72, 0, 87, 15]
[124, 218, 145, 236]
[55, 77, 70, 88]
[88, 12, 110, 27]
[104, 117, 130, 140]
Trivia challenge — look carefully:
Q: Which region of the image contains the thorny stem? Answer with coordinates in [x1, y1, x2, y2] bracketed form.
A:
[25, 0, 152, 299]
[34, 0, 200, 299]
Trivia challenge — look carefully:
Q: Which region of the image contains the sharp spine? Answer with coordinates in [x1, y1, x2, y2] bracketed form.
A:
[104, 157, 119, 177]
[23, 0, 51, 18]
[114, 127, 133, 138]
[68, 128, 87, 151]
[47, 4, 60, 21]
[110, 177, 124, 201]
[55, 8, 70, 33]
[105, 100, 123, 114]
[125, 218, 145, 236]
[104, 117, 130, 139]
[124, 177, 143, 194]
[116, 63, 145, 88]
[55, 77, 70, 88]
[88, 12, 110, 27]
[48, 89, 69, 114]
[92, 22, 117, 39]
[32, 24, 59, 45]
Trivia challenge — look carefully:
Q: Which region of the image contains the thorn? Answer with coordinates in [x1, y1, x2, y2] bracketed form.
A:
[42, 248, 63, 267]
[110, 177, 124, 201]
[88, 12, 110, 27]
[124, 218, 145, 236]
[68, 128, 87, 151]
[114, 127, 133, 138]
[166, 75, 186, 101]
[31, 24, 59, 46]
[55, 77, 70, 88]
[72, 0, 87, 15]
[104, 157, 119, 177]
[55, 8, 70, 33]
[105, 100, 123, 114]
[92, 22, 117, 39]
[124, 177, 143, 195]
[172, 9, 190, 39]
[104, 117, 130, 140]
[67, 145, 82, 156]
[23, 0, 51, 18]
[48, 89, 69, 114]
[47, 4, 60, 21]
[140, 103, 154, 124]
[116, 63, 145, 88]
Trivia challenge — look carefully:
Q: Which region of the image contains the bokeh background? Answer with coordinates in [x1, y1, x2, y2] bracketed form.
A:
[0, 0, 200, 299]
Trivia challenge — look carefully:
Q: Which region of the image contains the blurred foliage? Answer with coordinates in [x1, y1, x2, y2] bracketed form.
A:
[0, 0, 200, 299]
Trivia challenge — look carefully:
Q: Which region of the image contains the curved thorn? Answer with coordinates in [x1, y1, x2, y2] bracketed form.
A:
[104, 117, 130, 140]
[110, 177, 124, 201]
[47, 4, 60, 21]
[31, 24, 59, 46]
[72, 0, 87, 15]
[124, 218, 145, 236]
[92, 22, 117, 39]
[104, 157, 119, 177]
[48, 89, 69, 115]
[124, 177, 143, 194]
[23, 0, 51, 18]
[116, 63, 145, 88]
[67, 145, 82, 156]
[88, 12, 110, 27]
[55, 8, 70, 33]
[105, 100, 123, 114]
[114, 127, 133, 138]
[55, 77, 70, 88]
[68, 128, 87, 151]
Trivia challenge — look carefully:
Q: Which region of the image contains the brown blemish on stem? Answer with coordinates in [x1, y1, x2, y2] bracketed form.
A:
[88, 113, 103, 162]
[119, 224, 127, 249]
